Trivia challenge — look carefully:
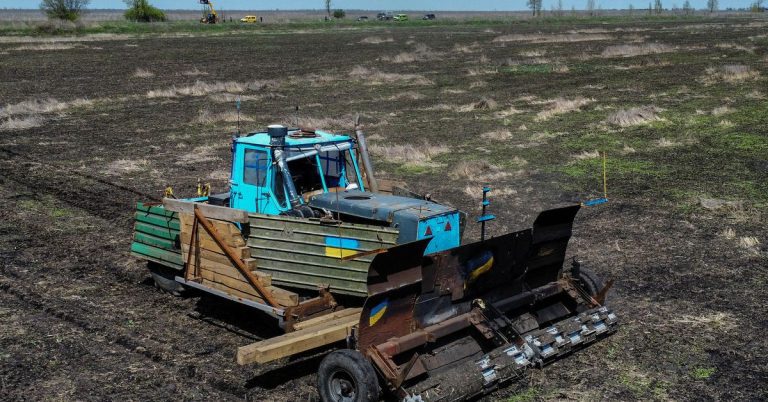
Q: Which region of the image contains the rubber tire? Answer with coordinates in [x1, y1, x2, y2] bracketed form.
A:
[577, 267, 605, 298]
[147, 262, 185, 296]
[317, 349, 381, 402]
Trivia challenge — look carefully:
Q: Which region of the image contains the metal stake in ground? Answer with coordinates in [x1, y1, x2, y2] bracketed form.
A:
[478, 186, 495, 241]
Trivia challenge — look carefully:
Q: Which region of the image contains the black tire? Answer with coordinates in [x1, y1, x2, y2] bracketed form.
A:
[577, 267, 604, 298]
[317, 349, 381, 402]
[147, 262, 185, 296]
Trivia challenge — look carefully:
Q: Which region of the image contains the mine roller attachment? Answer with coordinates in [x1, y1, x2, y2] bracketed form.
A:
[355, 204, 618, 401]
[232, 205, 617, 401]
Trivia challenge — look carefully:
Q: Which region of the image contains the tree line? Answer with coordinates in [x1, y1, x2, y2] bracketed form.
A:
[41, 0, 768, 23]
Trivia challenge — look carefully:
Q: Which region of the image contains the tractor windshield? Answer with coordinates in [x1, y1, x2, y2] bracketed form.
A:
[283, 141, 365, 199]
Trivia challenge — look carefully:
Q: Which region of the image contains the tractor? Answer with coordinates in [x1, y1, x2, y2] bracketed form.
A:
[130, 122, 617, 401]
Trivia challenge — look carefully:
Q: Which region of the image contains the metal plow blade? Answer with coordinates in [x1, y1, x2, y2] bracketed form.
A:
[357, 205, 619, 401]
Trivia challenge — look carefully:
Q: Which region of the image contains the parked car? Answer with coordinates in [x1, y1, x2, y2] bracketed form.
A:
[240, 15, 258, 23]
[376, 12, 393, 21]
[422, 13, 436, 20]
[394, 14, 408, 21]
[356, 16, 369, 21]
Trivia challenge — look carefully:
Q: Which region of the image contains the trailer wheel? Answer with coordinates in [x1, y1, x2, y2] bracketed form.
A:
[318, 349, 380, 402]
[147, 262, 185, 296]
[577, 267, 604, 299]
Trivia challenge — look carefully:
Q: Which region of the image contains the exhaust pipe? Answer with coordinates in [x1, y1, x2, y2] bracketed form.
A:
[354, 114, 379, 193]
[268, 124, 301, 208]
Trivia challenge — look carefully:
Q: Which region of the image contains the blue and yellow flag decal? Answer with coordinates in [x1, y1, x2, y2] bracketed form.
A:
[369, 299, 388, 326]
[325, 236, 360, 259]
[465, 250, 495, 284]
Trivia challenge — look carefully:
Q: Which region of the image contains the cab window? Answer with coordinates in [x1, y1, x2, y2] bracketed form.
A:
[319, 150, 345, 187]
[243, 149, 268, 186]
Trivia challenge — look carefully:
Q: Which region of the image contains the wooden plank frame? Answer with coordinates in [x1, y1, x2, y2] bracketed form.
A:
[163, 198, 249, 223]
[192, 206, 280, 307]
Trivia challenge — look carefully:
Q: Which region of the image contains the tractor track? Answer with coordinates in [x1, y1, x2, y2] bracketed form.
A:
[0, 146, 157, 228]
[0, 278, 246, 400]
[0, 146, 161, 204]
[0, 228, 252, 399]
[0, 148, 263, 400]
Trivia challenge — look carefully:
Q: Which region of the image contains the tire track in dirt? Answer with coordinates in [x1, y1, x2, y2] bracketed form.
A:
[0, 282, 243, 401]
[0, 221, 251, 399]
[0, 149, 265, 399]
[0, 147, 325, 400]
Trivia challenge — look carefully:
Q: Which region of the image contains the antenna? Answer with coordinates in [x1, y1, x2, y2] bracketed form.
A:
[235, 95, 241, 137]
[294, 105, 300, 128]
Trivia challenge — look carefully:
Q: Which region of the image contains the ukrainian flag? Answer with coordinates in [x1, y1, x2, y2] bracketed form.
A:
[325, 236, 360, 259]
[369, 299, 388, 326]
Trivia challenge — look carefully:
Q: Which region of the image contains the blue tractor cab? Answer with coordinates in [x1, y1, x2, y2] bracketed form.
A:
[228, 125, 463, 254]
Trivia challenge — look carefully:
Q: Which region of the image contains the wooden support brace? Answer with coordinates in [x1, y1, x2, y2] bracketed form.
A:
[184, 216, 200, 282]
[193, 206, 279, 307]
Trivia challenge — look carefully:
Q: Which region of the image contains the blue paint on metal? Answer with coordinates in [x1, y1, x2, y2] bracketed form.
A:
[477, 214, 496, 222]
[226, 128, 463, 257]
[369, 298, 388, 326]
[324, 236, 360, 249]
[417, 212, 461, 254]
[230, 129, 362, 215]
[582, 198, 608, 207]
[230, 145, 286, 215]
[309, 190, 460, 254]
[235, 129, 352, 148]
[347, 150, 366, 192]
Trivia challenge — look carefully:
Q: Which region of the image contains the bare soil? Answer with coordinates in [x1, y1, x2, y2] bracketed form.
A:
[1, 16, 767, 401]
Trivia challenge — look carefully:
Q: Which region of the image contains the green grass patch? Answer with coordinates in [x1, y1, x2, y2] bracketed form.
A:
[507, 386, 538, 402]
[17, 197, 75, 219]
[718, 133, 768, 153]
[691, 366, 716, 380]
[500, 64, 556, 74]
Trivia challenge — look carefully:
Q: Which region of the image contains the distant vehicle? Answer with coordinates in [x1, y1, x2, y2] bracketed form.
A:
[422, 13, 436, 20]
[356, 16, 368, 21]
[199, 0, 219, 24]
[394, 13, 408, 21]
[376, 12, 393, 21]
[240, 15, 258, 23]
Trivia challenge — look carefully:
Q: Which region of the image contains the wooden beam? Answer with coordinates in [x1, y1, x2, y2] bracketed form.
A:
[182, 241, 250, 259]
[266, 286, 299, 307]
[237, 313, 359, 365]
[184, 214, 200, 281]
[292, 308, 362, 331]
[179, 213, 247, 249]
[200, 266, 271, 289]
[201, 278, 261, 299]
[194, 206, 279, 307]
[181, 225, 245, 247]
[182, 245, 254, 267]
[200, 279, 266, 304]
[163, 198, 249, 223]
[179, 213, 243, 236]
